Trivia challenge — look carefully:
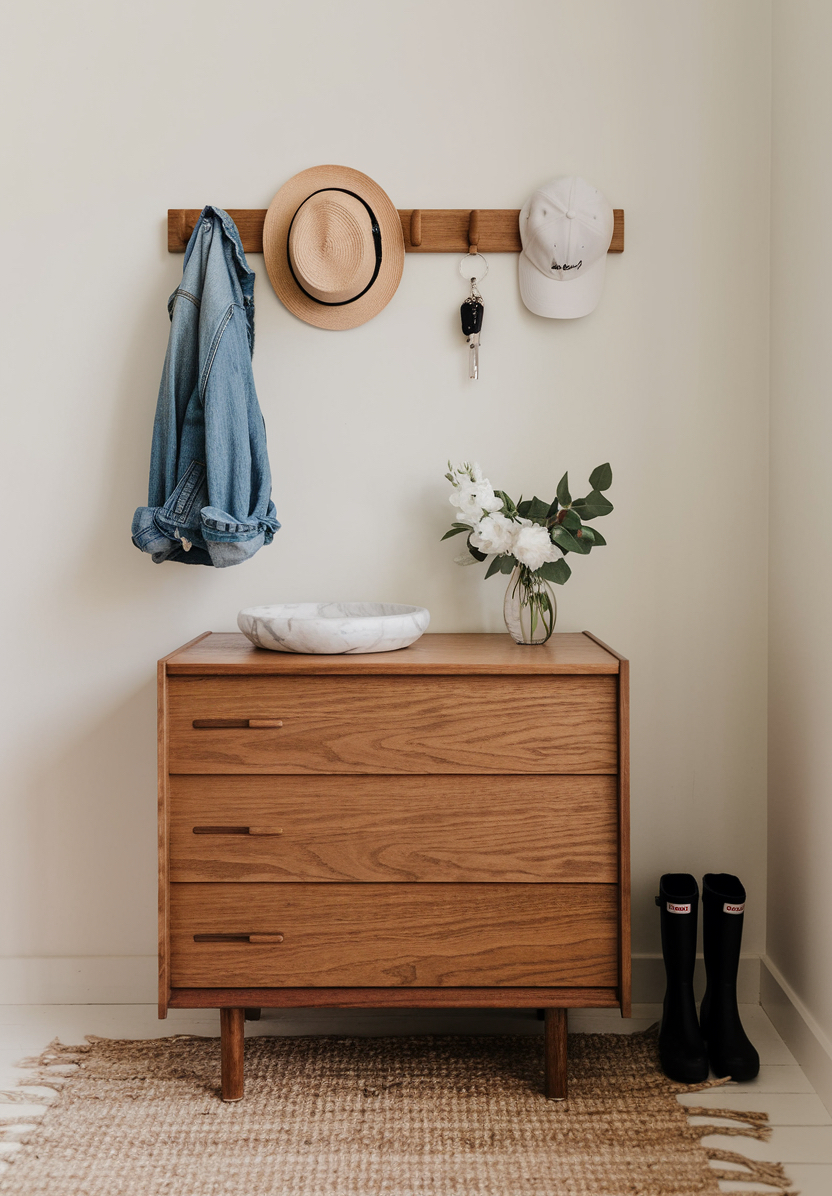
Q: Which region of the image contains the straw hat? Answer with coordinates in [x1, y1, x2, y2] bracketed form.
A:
[263, 165, 405, 330]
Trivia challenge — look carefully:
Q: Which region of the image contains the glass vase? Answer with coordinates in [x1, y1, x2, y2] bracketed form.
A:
[503, 565, 557, 645]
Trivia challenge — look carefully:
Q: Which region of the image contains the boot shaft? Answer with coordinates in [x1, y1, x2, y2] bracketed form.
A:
[702, 872, 746, 984]
[658, 873, 700, 982]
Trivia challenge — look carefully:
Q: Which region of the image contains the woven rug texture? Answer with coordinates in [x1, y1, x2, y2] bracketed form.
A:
[0, 1029, 795, 1196]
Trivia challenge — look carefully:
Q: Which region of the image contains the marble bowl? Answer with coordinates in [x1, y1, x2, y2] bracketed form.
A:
[237, 602, 431, 655]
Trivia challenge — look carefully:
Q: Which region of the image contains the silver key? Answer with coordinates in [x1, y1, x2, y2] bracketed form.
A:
[468, 333, 480, 380]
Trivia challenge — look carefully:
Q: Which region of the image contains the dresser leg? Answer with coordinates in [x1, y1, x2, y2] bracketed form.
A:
[220, 1008, 245, 1102]
[544, 1008, 568, 1101]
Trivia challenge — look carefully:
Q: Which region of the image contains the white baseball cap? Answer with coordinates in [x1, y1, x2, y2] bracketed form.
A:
[519, 176, 614, 319]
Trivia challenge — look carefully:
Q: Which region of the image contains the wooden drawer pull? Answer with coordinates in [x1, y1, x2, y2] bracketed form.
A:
[191, 718, 284, 729]
[193, 933, 284, 944]
[192, 826, 283, 836]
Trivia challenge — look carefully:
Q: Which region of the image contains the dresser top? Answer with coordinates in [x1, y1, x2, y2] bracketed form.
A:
[162, 632, 623, 676]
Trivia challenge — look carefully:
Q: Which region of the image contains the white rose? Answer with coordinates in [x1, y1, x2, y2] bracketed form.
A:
[470, 513, 517, 556]
[513, 524, 559, 571]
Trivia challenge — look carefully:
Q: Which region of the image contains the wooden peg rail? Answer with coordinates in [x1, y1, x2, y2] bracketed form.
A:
[167, 208, 624, 255]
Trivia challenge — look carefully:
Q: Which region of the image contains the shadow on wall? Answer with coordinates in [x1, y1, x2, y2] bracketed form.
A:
[71, 227, 196, 606]
[10, 678, 158, 958]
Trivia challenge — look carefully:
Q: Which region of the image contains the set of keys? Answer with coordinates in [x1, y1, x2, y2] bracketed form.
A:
[460, 283, 484, 380]
[459, 253, 487, 381]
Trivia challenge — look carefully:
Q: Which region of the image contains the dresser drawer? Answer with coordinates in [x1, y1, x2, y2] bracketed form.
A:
[169, 774, 618, 883]
[167, 675, 618, 774]
[169, 882, 619, 987]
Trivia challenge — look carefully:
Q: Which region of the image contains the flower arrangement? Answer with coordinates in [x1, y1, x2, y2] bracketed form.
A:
[442, 461, 614, 643]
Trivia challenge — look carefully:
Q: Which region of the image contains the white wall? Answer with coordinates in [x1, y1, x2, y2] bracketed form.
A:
[0, 1, 772, 988]
[768, 0, 832, 1046]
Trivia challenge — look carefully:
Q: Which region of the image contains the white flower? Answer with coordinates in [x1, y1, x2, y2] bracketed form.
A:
[447, 461, 504, 522]
[470, 512, 517, 556]
[513, 524, 559, 571]
[449, 483, 502, 520]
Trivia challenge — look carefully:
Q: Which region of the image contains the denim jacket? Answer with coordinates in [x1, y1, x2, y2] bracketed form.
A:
[132, 207, 279, 567]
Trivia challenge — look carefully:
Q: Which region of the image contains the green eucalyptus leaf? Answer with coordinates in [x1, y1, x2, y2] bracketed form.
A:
[556, 471, 571, 508]
[589, 528, 607, 546]
[560, 508, 581, 531]
[500, 554, 517, 574]
[572, 490, 614, 520]
[588, 462, 613, 492]
[516, 499, 532, 518]
[441, 527, 467, 540]
[547, 498, 559, 519]
[551, 525, 590, 555]
[537, 557, 572, 585]
[484, 556, 504, 579]
[526, 496, 551, 523]
[495, 489, 517, 516]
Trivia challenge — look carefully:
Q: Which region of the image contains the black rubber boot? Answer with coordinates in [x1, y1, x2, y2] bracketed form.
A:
[657, 874, 709, 1083]
[700, 874, 760, 1081]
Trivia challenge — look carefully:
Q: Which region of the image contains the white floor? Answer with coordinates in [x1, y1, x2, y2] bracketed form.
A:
[0, 1003, 829, 1193]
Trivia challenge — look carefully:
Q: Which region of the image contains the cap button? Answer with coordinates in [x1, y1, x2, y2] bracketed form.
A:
[566, 209, 576, 219]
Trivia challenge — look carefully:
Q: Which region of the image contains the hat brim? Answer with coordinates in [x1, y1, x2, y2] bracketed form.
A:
[519, 251, 607, 319]
[263, 165, 404, 331]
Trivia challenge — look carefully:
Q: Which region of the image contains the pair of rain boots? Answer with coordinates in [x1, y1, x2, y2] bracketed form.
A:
[657, 873, 759, 1084]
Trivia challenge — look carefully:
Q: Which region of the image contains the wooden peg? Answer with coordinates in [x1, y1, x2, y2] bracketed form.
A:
[468, 210, 480, 254]
[410, 209, 422, 248]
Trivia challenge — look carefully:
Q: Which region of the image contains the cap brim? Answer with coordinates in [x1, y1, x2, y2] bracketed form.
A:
[519, 252, 607, 319]
[263, 165, 404, 331]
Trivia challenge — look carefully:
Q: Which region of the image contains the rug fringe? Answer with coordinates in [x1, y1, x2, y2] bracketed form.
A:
[685, 1104, 772, 1142]
[706, 1146, 799, 1193]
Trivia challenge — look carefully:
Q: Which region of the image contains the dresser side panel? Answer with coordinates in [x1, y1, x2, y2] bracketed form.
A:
[617, 657, 632, 1015]
[157, 658, 170, 1018]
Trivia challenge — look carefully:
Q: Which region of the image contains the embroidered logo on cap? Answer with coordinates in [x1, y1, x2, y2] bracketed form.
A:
[724, 902, 745, 914]
[667, 902, 691, 914]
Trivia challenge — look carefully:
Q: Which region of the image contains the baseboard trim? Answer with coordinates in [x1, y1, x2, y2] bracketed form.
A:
[1, 954, 760, 1008]
[0, 957, 157, 1004]
[631, 953, 760, 1005]
[761, 956, 832, 1116]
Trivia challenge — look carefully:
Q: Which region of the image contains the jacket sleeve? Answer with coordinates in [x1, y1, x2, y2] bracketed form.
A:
[199, 302, 279, 568]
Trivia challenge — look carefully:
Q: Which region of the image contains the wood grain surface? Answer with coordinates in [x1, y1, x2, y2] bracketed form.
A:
[169, 883, 619, 988]
[167, 675, 618, 775]
[157, 631, 211, 1018]
[544, 1008, 569, 1100]
[583, 631, 632, 1017]
[220, 1007, 244, 1101]
[163, 633, 621, 676]
[169, 986, 619, 1008]
[169, 774, 618, 883]
[167, 209, 625, 255]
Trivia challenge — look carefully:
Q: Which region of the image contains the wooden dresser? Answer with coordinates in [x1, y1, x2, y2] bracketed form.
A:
[158, 631, 630, 1101]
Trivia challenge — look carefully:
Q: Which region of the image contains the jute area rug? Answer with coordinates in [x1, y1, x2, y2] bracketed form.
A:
[0, 1028, 795, 1196]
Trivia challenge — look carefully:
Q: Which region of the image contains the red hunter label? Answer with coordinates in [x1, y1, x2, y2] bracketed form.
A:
[667, 902, 691, 914]
[724, 903, 745, 914]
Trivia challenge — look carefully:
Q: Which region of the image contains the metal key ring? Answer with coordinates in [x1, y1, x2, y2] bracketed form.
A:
[459, 253, 488, 284]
